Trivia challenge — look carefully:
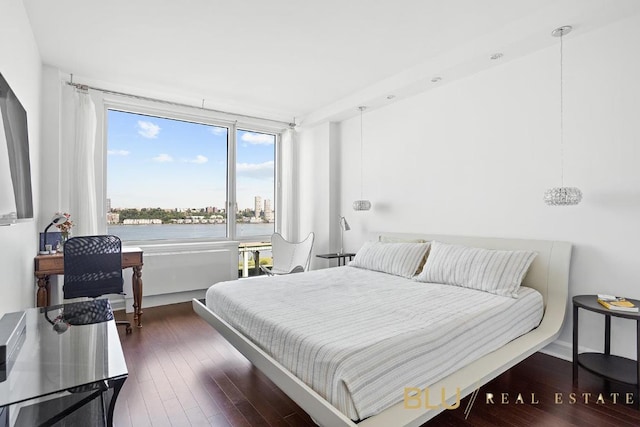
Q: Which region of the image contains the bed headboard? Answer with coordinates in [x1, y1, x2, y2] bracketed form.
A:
[373, 232, 572, 308]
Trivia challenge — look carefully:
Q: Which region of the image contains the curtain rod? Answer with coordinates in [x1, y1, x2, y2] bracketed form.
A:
[65, 80, 296, 128]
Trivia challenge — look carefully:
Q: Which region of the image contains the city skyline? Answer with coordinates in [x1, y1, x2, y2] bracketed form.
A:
[107, 110, 275, 210]
[106, 196, 275, 213]
[106, 196, 276, 226]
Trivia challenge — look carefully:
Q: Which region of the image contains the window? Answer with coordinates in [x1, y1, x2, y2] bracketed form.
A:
[106, 109, 278, 242]
[236, 129, 276, 238]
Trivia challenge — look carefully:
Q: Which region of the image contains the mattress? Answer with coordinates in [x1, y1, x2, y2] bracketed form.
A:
[205, 266, 543, 420]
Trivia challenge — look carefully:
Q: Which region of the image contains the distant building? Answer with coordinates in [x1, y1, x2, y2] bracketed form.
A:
[254, 196, 262, 219]
[106, 212, 119, 224]
[264, 199, 274, 223]
[106, 198, 112, 212]
[122, 218, 162, 225]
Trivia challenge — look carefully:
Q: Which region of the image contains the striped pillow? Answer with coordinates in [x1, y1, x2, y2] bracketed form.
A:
[379, 236, 430, 274]
[415, 241, 536, 297]
[350, 241, 431, 278]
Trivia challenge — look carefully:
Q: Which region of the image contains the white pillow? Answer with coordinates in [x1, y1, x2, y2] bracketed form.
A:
[379, 236, 427, 243]
[378, 236, 430, 274]
[415, 241, 536, 297]
[350, 241, 430, 278]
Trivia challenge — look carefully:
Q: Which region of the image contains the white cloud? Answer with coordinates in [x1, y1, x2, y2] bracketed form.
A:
[241, 132, 274, 145]
[152, 153, 173, 163]
[237, 161, 274, 179]
[210, 127, 227, 136]
[186, 155, 208, 164]
[137, 120, 161, 139]
[107, 150, 130, 156]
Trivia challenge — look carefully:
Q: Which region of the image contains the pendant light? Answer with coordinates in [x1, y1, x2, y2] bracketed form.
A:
[544, 25, 583, 206]
[353, 106, 371, 211]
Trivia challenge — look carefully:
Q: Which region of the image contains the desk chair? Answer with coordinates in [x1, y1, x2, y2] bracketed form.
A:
[260, 232, 315, 276]
[63, 235, 132, 334]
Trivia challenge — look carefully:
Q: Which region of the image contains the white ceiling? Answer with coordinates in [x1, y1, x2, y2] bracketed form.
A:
[23, 0, 640, 125]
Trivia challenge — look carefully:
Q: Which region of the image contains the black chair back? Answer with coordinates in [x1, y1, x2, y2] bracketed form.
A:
[63, 235, 124, 299]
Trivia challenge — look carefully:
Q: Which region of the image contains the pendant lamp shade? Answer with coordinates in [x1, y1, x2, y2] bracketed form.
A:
[353, 106, 371, 211]
[353, 200, 371, 211]
[544, 186, 582, 206]
[544, 25, 582, 206]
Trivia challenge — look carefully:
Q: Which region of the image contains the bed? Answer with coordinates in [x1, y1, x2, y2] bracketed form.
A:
[193, 233, 572, 426]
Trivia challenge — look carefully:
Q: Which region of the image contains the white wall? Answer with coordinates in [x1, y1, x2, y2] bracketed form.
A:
[299, 14, 640, 359]
[0, 0, 42, 314]
[298, 123, 333, 269]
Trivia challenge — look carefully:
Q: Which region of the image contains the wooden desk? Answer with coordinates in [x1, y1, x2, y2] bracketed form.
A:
[34, 247, 144, 328]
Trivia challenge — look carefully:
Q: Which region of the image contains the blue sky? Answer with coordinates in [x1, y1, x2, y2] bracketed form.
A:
[107, 110, 274, 210]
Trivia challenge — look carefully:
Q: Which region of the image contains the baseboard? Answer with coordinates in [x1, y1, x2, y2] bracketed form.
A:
[109, 298, 126, 312]
[540, 339, 600, 362]
[540, 339, 572, 361]
[122, 289, 208, 313]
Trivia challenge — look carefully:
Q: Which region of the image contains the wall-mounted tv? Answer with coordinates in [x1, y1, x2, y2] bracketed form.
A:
[0, 72, 33, 225]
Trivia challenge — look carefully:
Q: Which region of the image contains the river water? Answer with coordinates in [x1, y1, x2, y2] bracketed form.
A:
[107, 223, 274, 242]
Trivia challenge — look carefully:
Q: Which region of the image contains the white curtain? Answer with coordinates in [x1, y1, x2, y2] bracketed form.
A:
[60, 85, 99, 237]
[279, 128, 298, 241]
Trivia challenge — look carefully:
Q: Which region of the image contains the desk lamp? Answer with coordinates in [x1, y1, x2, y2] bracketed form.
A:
[339, 216, 350, 255]
[41, 213, 67, 253]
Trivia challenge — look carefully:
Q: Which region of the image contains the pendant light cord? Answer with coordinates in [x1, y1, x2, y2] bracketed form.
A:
[359, 106, 365, 199]
[543, 25, 581, 205]
[559, 31, 565, 187]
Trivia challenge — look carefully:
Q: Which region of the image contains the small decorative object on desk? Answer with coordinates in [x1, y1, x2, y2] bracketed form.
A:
[596, 294, 639, 312]
[55, 212, 73, 252]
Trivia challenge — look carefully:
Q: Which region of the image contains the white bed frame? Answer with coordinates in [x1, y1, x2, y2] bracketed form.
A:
[193, 233, 572, 426]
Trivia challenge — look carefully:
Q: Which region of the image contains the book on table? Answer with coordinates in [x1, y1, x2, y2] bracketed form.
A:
[596, 294, 639, 312]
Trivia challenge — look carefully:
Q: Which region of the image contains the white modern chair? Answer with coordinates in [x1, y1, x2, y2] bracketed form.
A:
[260, 232, 315, 276]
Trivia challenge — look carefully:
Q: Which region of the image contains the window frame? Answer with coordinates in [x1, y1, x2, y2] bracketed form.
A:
[100, 98, 281, 245]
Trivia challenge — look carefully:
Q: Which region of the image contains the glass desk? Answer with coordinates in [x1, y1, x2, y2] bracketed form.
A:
[0, 299, 128, 426]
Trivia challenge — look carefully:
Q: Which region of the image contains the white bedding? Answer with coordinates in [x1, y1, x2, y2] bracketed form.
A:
[205, 266, 543, 420]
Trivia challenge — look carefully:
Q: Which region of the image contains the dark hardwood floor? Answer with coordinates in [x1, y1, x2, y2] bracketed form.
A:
[114, 303, 640, 426]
